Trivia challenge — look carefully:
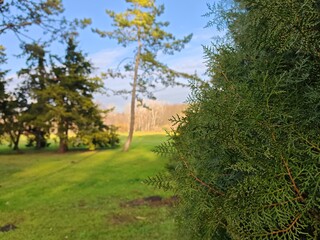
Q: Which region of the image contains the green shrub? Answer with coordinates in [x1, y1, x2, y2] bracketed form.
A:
[155, 1, 320, 239]
[70, 125, 119, 150]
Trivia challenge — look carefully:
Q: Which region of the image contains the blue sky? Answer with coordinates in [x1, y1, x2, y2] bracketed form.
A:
[3, 0, 219, 111]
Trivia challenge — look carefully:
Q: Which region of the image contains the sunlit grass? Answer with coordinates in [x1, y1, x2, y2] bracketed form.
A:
[0, 134, 175, 240]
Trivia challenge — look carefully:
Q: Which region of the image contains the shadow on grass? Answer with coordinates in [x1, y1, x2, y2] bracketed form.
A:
[0, 143, 121, 156]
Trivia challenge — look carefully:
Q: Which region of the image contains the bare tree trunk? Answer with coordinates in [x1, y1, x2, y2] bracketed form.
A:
[123, 40, 142, 152]
[58, 137, 68, 153]
[10, 131, 21, 151]
[58, 123, 68, 153]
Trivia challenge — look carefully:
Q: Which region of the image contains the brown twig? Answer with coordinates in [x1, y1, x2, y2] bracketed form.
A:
[264, 196, 303, 208]
[181, 158, 225, 196]
[281, 155, 303, 200]
[259, 214, 302, 237]
[271, 131, 276, 141]
[189, 172, 225, 196]
[301, 136, 320, 153]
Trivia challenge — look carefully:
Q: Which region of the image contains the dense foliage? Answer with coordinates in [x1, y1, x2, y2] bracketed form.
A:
[0, 0, 96, 152]
[18, 38, 118, 152]
[0, 46, 8, 137]
[0, 38, 119, 152]
[156, 0, 320, 239]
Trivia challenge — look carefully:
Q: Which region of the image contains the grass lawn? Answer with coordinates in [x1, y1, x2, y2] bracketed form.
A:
[0, 134, 176, 240]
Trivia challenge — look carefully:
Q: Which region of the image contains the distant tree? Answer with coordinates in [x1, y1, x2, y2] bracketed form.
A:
[0, 88, 28, 150]
[0, 46, 27, 150]
[0, 46, 8, 128]
[18, 43, 52, 149]
[0, 46, 6, 98]
[104, 101, 187, 132]
[0, 0, 66, 141]
[94, 0, 195, 151]
[0, 45, 28, 151]
[17, 38, 115, 153]
[46, 38, 104, 153]
[71, 123, 119, 151]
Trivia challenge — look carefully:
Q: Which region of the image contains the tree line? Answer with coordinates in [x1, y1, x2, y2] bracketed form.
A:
[1, 38, 119, 152]
[105, 101, 187, 132]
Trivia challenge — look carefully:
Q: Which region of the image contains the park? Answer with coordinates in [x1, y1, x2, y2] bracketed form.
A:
[1, 0, 320, 239]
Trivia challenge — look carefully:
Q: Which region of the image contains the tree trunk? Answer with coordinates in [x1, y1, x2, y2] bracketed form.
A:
[58, 123, 68, 153]
[123, 39, 142, 152]
[12, 136, 20, 151]
[10, 131, 21, 151]
[58, 137, 68, 153]
[35, 129, 46, 149]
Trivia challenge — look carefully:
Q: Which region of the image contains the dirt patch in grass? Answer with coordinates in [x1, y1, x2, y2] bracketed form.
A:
[0, 224, 17, 232]
[120, 195, 178, 207]
[110, 213, 138, 225]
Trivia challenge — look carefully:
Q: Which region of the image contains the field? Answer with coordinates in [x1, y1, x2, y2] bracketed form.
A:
[0, 134, 175, 240]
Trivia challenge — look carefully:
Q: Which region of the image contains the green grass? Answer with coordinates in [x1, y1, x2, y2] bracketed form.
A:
[0, 134, 176, 240]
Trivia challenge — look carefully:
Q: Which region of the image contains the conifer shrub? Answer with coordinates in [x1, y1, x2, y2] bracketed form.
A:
[70, 125, 119, 150]
[153, 0, 320, 239]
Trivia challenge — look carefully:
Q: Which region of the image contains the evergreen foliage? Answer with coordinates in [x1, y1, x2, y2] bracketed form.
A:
[0, 0, 90, 42]
[0, 46, 29, 150]
[0, 45, 7, 136]
[155, 0, 320, 239]
[0, 0, 64, 36]
[17, 38, 115, 153]
[0, 46, 6, 102]
[0, 88, 28, 150]
[18, 43, 52, 149]
[70, 119, 119, 151]
[48, 38, 104, 152]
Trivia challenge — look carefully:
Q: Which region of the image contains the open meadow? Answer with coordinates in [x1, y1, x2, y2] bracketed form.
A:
[0, 134, 175, 240]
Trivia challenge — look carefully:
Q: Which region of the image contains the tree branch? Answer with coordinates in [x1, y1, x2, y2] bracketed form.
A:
[182, 158, 225, 196]
[258, 214, 302, 237]
[281, 155, 304, 200]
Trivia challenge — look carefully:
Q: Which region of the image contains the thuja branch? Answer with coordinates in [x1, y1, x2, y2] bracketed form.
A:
[189, 172, 225, 196]
[281, 155, 304, 200]
[264, 196, 303, 209]
[181, 158, 225, 196]
[300, 135, 320, 153]
[258, 214, 302, 237]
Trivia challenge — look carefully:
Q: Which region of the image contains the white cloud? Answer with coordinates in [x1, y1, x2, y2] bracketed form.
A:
[192, 31, 214, 42]
[161, 45, 208, 78]
[89, 47, 130, 72]
[171, 55, 207, 75]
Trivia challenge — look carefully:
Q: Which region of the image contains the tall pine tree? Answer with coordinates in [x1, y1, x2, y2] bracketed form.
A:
[94, 0, 194, 151]
[19, 38, 104, 153]
[46, 38, 103, 153]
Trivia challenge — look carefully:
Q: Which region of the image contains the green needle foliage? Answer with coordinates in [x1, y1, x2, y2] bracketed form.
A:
[155, 0, 320, 239]
[0, 46, 8, 136]
[0, 46, 6, 100]
[18, 38, 114, 153]
[0, 46, 28, 150]
[0, 0, 64, 37]
[49, 38, 104, 152]
[93, 0, 194, 151]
